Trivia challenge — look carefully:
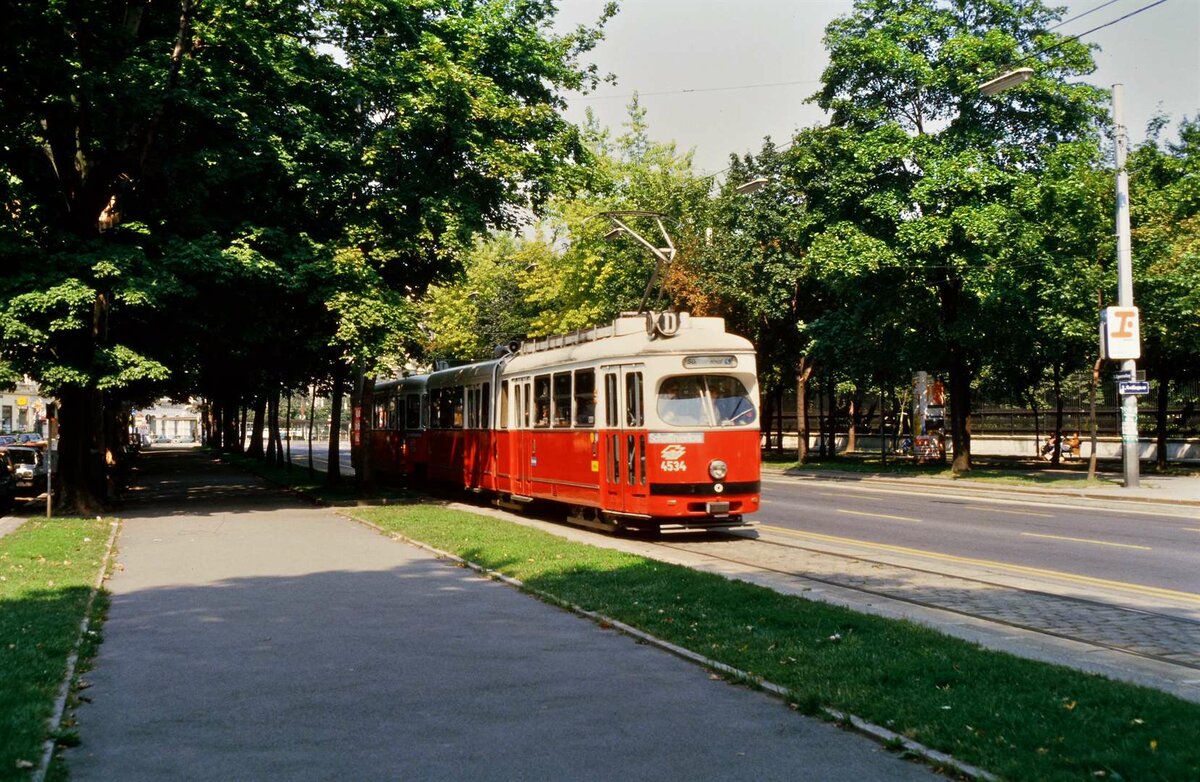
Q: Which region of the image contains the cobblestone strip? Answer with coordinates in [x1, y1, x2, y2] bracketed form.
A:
[669, 539, 1200, 669]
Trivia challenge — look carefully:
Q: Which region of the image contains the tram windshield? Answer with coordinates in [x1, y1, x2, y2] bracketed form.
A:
[657, 375, 756, 427]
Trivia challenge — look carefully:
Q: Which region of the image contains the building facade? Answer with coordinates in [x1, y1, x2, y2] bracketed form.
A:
[0, 379, 52, 436]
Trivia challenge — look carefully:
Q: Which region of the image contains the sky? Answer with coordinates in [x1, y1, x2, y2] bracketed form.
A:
[553, 0, 1200, 178]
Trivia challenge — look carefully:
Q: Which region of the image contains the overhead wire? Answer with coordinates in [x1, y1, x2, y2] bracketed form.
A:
[1014, 0, 1171, 66]
[702, 0, 1173, 178]
[573, 78, 819, 103]
[1046, 0, 1130, 31]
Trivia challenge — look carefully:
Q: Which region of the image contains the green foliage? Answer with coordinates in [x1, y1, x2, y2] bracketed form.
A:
[1130, 118, 1200, 377]
[416, 98, 714, 356]
[0, 0, 613, 502]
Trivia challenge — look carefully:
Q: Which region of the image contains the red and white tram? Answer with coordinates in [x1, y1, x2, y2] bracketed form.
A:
[365, 312, 761, 532]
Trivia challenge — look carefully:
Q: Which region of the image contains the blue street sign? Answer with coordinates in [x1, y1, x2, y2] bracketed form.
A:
[1118, 381, 1150, 396]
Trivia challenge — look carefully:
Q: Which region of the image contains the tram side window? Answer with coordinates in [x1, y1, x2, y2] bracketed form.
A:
[604, 373, 618, 427]
[390, 397, 401, 430]
[552, 373, 572, 427]
[574, 369, 595, 427]
[373, 399, 386, 430]
[429, 391, 441, 429]
[481, 383, 491, 428]
[534, 376, 551, 428]
[500, 381, 509, 429]
[465, 386, 479, 429]
[433, 387, 463, 429]
[625, 372, 644, 428]
[405, 395, 421, 430]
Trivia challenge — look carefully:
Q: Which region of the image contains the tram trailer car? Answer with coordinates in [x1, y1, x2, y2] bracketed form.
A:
[368, 374, 429, 481]
[368, 313, 761, 532]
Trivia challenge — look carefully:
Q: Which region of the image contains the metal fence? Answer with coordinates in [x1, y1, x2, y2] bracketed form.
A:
[762, 377, 1200, 439]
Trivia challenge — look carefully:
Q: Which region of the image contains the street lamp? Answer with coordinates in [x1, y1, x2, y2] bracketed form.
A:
[978, 66, 1033, 96]
[734, 177, 768, 195]
[981, 69, 1140, 488]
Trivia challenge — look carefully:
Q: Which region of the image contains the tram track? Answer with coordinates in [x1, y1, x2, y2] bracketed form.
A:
[650, 529, 1200, 673]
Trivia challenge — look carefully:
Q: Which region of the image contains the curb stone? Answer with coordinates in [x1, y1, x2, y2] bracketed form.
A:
[765, 466, 1200, 509]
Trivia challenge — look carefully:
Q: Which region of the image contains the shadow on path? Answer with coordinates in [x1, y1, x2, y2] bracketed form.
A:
[117, 447, 309, 518]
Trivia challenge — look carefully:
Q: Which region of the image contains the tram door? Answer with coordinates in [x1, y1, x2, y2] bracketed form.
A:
[602, 365, 647, 514]
[512, 378, 534, 497]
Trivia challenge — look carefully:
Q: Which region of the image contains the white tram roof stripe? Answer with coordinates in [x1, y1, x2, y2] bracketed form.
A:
[504, 315, 753, 376]
[379, 314, 755, 392]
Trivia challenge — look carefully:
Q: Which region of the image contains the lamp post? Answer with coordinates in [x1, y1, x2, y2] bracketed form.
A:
[981, 70, 1140, 487]
[1112, 83, 1140, 487]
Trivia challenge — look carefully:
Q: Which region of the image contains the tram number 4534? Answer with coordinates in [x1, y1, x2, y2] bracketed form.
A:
[660, 444, 688, 473]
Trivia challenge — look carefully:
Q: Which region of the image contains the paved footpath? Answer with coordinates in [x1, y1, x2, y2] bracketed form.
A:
[68, 448, 936, 781]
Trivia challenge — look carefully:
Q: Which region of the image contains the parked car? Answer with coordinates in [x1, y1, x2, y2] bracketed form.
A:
[0, 434, 17, 446]
[0, 452, 15, 515]
[5, 445, 47, 494]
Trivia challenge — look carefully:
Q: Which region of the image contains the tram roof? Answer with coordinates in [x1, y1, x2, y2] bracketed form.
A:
[374, 374, 429, 393]
[504, 313, 753, 374]
[426, 359, 503, 388]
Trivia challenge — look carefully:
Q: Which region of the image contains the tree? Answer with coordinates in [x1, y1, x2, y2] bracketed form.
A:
[419, 98, 715, 355]
[811, 0, 1106, 471]
[1, 0, 615, 507]
[1128, 118, 1200, 467]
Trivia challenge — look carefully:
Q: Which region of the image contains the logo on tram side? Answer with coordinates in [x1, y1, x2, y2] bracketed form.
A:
[660, 444, 688, 472]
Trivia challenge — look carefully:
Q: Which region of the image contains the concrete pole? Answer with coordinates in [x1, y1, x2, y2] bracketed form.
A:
[1113, 84, 1139, 488]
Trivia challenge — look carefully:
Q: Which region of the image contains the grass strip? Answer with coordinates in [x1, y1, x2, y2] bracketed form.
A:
[0, 518, 113, 781]
[357, 503, 1200, 782]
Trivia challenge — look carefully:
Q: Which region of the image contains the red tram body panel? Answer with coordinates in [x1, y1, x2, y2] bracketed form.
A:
[366, 313, 761, 531]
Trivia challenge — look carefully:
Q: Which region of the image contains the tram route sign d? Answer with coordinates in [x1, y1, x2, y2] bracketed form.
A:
[1100, 306, 1140, 360]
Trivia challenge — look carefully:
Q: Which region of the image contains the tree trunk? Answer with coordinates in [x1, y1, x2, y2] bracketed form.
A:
[209, 401, 222, 448]
[355, 372, 376, 490]
[847, 393, 858, 453]
[221, 398, 239, 451]
[1051, 362, 1064, 466]
[285, 393, 292, 469]
[326, 365, 346, 488]
[879, 389, 886, 464]
[777, 383, 787, 448]
[267, 388, 283, 466]
[247, 396, 267, 458]
[796, 359, 813, 463]
[307, 385, 316, 480]
[826, 374, 838, 459]
[817, 373, 827, 458]
[54, 385, 108, 515]
[939, 277, 972, 473]
[1155, 375, 1170, 470]
[948, 345, 972, 472]
[760, 388, 775, 453]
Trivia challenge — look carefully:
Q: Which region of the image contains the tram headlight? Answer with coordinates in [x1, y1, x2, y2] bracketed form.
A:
[708, 459, 728, 481]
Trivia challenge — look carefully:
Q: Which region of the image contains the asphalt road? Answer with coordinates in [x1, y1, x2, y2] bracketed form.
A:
[755, 474, 1200, 597]
[287, 442, 1200, 606]
[285, 441, 352, 474]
